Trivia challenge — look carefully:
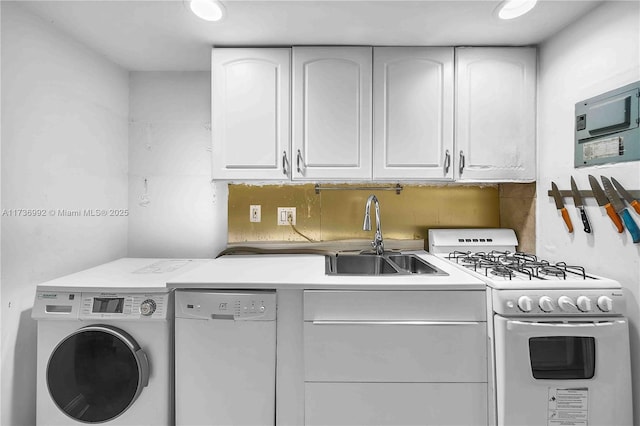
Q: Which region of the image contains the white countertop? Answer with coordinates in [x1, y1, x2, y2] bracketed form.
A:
[37, 258, 209, 293]
[167, 251, 486, 290]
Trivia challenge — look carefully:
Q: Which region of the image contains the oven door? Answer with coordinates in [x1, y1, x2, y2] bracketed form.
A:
[493, 315, 632, 426]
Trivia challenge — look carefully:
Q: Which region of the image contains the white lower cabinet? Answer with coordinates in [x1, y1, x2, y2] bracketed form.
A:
[302, 290, 488, 425]
[305, 382, 487, 426]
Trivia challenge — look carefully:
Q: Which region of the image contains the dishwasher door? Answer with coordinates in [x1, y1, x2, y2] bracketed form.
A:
[175, 290, 277, 426]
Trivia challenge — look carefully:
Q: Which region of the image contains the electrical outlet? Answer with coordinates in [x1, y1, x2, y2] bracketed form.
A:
[277, 207, 296, 225]
[250, 205, 261, 222]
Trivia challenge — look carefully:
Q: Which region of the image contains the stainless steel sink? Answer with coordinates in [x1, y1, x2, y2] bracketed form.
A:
[386, 254, 445, 275]
[325, 253, 447, 276]
[326, 254, 399, 275]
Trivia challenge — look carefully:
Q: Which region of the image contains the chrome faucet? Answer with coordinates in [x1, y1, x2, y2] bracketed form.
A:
[363, 194, 384, 255]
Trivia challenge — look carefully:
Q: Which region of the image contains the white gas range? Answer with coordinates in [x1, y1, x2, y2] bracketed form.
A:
[429, 229, 633, 426]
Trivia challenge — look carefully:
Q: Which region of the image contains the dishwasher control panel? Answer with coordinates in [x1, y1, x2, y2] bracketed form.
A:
[175, 290, 276, 321]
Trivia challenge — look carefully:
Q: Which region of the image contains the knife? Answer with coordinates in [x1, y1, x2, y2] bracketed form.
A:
[588, 175, 623, 233]
[570, 176, 591, 233]
[611, 177, 640, 215]
[551, 182, 573, 233]
[601, 176, 640, 243]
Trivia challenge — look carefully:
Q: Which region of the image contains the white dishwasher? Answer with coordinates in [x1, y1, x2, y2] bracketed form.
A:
[175, 290, 277, 426]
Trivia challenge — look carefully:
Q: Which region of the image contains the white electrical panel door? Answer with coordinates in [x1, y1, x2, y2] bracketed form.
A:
[293, 47, 372, 180]
[212, 48, 291, 180]
[455, 47, 536, 182]
[373, 47, 454, 180]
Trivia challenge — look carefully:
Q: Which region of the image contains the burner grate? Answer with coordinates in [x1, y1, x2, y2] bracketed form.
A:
[446, 250, 588, 281]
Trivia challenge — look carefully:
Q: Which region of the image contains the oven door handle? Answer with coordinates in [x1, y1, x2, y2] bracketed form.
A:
[507, 319, 622, 331]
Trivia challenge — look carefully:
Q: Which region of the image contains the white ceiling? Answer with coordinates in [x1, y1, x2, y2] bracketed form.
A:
[17, 0, 604, 71]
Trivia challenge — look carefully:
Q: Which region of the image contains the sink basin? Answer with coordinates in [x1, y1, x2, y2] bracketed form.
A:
[326, 254, 399, 275]
[325, 253, 448, 276]
[386, 254, 446, 275]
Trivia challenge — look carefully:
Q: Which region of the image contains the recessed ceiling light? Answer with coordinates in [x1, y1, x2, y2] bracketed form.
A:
[496, 0, 538, 20]
[190, 0, 226, 22]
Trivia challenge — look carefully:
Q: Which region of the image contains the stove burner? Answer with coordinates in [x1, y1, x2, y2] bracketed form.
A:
[539, 265, 566, 278]
[461, 255, 481, 265]
[490, 266, 513, 278]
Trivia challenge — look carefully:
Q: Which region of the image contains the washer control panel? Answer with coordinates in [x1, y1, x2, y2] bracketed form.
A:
[493, 289, 625, 316]
[32, 291, 171, 320]
[79, 292, 170, 320]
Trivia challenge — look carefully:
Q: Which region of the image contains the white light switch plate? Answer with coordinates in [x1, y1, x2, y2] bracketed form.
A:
[250, 205, 261, 222]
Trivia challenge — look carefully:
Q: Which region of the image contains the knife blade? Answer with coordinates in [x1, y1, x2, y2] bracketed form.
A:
[551, 182, 573, 233]
[570, 176, 591, 233]
[611, 177, 640, 215]
[588, 175, 623, 233]
[601, 176, 640, 243]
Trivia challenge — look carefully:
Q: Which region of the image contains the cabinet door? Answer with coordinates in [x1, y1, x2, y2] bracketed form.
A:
[212, 48, 290, 180]
[303, 321, 487, 382]
[455, 47, 536, 182]
[305, 383, 488, 426]
[292, 47, 372, 180]
[373, 47, 454, 180]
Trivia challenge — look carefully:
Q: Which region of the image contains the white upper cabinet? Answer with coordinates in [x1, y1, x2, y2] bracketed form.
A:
[212, 48, 291, 180]
[455, 47, 536, 182]
[373, 47, 454, 180]
[292, 47, 372, 181]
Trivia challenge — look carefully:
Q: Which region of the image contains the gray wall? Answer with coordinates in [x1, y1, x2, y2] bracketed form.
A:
[537, 1, 640, 420]
[1, 3, 129, 424]
[128, 71, 227, 259]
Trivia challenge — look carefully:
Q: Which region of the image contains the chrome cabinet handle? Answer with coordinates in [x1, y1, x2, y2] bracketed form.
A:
[459, 150, 465, 175]
[444, 149, 451, 174]
[312, 320, 482, 326]
[296, 149, 305, 175]
[282, 151, 289, 176]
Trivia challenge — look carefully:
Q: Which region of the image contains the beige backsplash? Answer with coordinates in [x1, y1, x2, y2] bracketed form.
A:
[228, 183, 536, 252]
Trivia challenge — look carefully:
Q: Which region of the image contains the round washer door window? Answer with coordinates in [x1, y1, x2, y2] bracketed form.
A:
[47, 325, 150, 423]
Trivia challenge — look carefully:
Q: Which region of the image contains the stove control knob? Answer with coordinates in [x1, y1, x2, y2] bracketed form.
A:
[577, 296, 592, 312]
[140, 299, 157, 316]
[558, 296, 576, 312]
[538, 296, 554, 312]
[517, 296, 533, 312]
[597, 296, 613, 312]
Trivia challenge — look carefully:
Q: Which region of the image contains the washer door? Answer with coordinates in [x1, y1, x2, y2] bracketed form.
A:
[47, 325, 150, 423]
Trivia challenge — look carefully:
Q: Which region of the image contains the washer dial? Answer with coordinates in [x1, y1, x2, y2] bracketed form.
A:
[140, 299, 157, 316]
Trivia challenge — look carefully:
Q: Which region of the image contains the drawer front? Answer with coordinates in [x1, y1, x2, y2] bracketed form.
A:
[304, 290, 486, 321]
[305, 382, 487, 426]
[304, 321, 487, 382]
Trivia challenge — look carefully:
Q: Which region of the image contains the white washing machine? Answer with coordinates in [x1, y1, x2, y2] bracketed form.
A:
[32, 258, 207, 425]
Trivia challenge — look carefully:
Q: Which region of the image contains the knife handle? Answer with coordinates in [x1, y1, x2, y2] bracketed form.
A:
[630, 200, 640, 215]
[620, 209, 640, 243]
[605, 204, 624, 233]
[578, 207, 591, 233]
[560, 207, 573, 233]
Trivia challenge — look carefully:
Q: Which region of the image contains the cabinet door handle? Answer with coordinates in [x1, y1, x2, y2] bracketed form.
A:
[459, 150, 465, 175]
[311, 320, 482, 326]
[296, 149, 305, 175]
[282, 151, 289, 176]
[444, 149, 451, 174]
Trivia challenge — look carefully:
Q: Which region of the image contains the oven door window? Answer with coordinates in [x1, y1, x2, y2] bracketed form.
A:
[529, 336, 595, 380]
